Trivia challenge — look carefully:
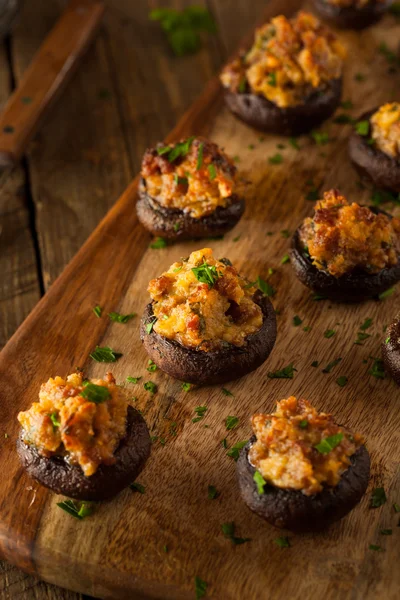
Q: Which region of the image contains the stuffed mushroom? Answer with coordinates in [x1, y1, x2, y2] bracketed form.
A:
[312, 0, 392, 30]
[220, 11, 346, 135]
[17, 372, 151, 501]
[349, 103, 400, 193]
[382, 312, 400, 385]
[140, 248, 277, 385]
[290, 189, 400, 302]
[136, 137, 245, 241]
[237, 396, 370, 532]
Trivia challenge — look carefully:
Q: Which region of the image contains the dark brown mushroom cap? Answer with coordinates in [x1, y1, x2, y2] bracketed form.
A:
[140, 290, 277, 385]
[349, 109, 400, 193]
[136, 179, 245, 241]
[382, 312, 400, 386]
[289, 225, 400, 303]
[237, 436, 370, 532]
[312, 0, 391, 29]
[223, 78, 342, 136]
[16, 406, 151, 501]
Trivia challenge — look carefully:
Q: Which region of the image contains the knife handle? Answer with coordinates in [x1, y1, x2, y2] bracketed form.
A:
[0, 0, 105, 167]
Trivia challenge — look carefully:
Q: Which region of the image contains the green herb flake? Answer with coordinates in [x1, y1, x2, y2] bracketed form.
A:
[324, 329, 336, 339]
[108, 311, 136, 324]
[289, 137, 299, 150]
[340, 100, 354, 110]
[311, 131, 329, 145]
[146, 316, 157, 334]
[336, 376, 348, 387]
[192, 406, 207, 423]
[221, 438, 228, 449]
[267, 72, 277, 87]
[299, 419, 308, 429]
[268, 363, 296, 379]
[322, 357, 342, 373]
[253, 470, 266, 495]
[354, 72, 366, 82]
[355, 120, 370, 136]
[92, 305, 102, 318]
[370, 487, 387, 508]
[257, 276, 276, 298]
[369, 358, 385, 379]
[49, 412, 60, 429]
[81, 382, 111, 404]
[280, 229, 290, 239]
[311, 360, 319, 368]
[196, 142, 204, 170]
[315, 432, 343, 454]
[181, 382, 191, 392]
[393, 503, 400, 513]
[150, 237, 167, 249]
[360, 318, 373, 331]
[130, 482, 145, 494]
[369, 544, 383, 552]
[57, 499, 93, 520]
[143, 381, 158, 394]
[268, 153, 283, 164]
[333, 114, 354, 125]
[221, 521, 251, 545]
[208, 163, 217, 180]
[380, 529, 392, 535]
[274, 536, 290, 548]
[147, 360, 158, 373]
[127, 376, 141, 384]
[293, 315, 303, 327]
[90, 346, 122, 363]
[225, 415, 239, 431]
[192, 260, 221, 287]
[379, 287, 395, 300]
[281, 254, 290, 264]
[194, 575, 208, 600]
[208, 485, 219, 499]
[226, 440, 248, 461]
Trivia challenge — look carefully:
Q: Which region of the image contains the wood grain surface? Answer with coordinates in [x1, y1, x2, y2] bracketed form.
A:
[1, 0, 400, 598]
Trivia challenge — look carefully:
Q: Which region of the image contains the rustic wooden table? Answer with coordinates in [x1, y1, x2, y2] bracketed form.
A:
[0, 0, 267, 598]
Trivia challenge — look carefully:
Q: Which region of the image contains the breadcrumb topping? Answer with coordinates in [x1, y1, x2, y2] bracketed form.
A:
[371, 103, 400, 160]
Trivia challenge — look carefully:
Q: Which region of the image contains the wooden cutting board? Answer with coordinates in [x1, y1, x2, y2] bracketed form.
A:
[1, 1, 399, 598]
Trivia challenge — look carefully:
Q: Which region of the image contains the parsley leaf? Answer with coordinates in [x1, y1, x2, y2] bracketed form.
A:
[221, 387, 234, 397]
[90, 346, 122, 362]
[225, 415, 239, 430]
[208, 163, 217, 180]
[274, 536, 290, 548]
[192, 260, 221, 287]
[92, 305, 102, 318]
[322, 357, 342, 373]
[311, 131, 329, 145]
[194, 576, 208, 600]
[293, 315, 303, 327]
[314, 432, 343, 454]
[355, 120, 369, 136]
[108, 311, 136, 324]
[336, 376, 348, 387]
[181, 382, 191, 392]
[146, 316, 157, 334]
[268, 153, 283, 164]
[127, 376, 141, 384]
[143, 381, 157, 394]
[226, 440, 248, 461]
[369, 358, 385, 379]
[208, 485, 219, 499]
[150, 7, 216, 57]
[268, 364, 296, 379]
[49, 412, 60, 429]
[130, 482, 145, 494]
[192, 406, 207, 422]
[324, 329, 336, 339]
[379, 287, 395, 300]
[257, 276, 276, 297]
[221, 521, 251, 545]
[150, 237, 167, 249]
[81, 382, 111, 404]
[370, 487, 387, 508]
[253, 471, 266, 495]
[196, 142, 204, 170]
[57, 500, 93, 520]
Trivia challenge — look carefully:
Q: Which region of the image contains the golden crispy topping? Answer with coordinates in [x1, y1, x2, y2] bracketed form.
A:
[148, 248, 263, 351]
[371, 103, 400, 160]
[220, 11, 346, 108]
[326, 0, 383, 6]
[18, 372, 128, 477]
[299, 189, 400, 277]
[249, 396, 364, 496]
[141, 138, 237, 219]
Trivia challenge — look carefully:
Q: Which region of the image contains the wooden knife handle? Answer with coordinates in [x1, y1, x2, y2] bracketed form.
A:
[0, 0, 105, 167]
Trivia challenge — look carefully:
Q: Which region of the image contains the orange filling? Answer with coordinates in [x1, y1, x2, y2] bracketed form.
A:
[220, 11, 346, 108]
[148, 248, 263, 352]
[299, 189, 400, 277]
[141, 138, 237, 219]
[371, 103, 400, 160]
[250, 396, 364, 496]
[18, 372, 128, 476]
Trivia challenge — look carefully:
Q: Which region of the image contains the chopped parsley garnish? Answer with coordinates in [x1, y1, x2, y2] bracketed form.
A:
[92, 305, 102, 318]
[221, 387, 233, 397]
[360, 318, 373, 331]
[354, 72, 366, 82]
[311, 360, 319, 368]
[181, 382, 191, 392]
[268, 153, 283, 164]
[281, 254, 290, 264]
[130, 482, 145, 494]
[369, 358, 385, 379]
[143, 381, 157, 394]
[163, 545, 168, 553]
[355, 120, 369, 136]
[299, 419, 308, 429]
[127, 376, 141, 384]
[268, 363, 296, 379]
[336, 376, 348, 387]
[311, 130, 329, 145]
[380, 529, 392, 535]
[49, 412, 60, 429]
[196, 142, 204, 170]
[306, 187, 319, 201]
[221, 438, 228, 449]
[354, 332, 371, 345]
[370, 487, 387, 508]
[146, 316, 157, 334]
[322, 357, 342, 373]
[147, 360, 157, 372]
[369, 544, 383, 552]
[289, 137, 299, 150]
[207, 163, 217, 181]
[314, 432, 343, 454]
[378, 41, 397, 65]
[192, 260, 221, 287]
[150, 237, 167, 249]
[333, 114, 354, 125]
[221, 521, 251, 545]
[257, 276, 276, 297]
[393, 503, 400, 513]
[293, 315, 302, 327]
[280, 229, 290, 238]
[194, 576, 208, 599]
[226, 440, 248, 461]
[90, 346, 122, 362]
[253, 471, 266, 495]
[274, 536, 290, 548]
[267, 72, 277, 87]
[340, 100, 354, 110]
[208, 485, 219, 499]
[379, 287, 395, 300]
[192, 406, 207, 423]
[108, 311, 135, 324]
[324, 329, 336, 339]
[233, 234, 241, 242]
[81, 382, 111, 404]
[225, 415, 239, 430]
[57, 500, 93, 520]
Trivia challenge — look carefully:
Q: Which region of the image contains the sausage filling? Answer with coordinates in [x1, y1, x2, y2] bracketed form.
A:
[18, 372, 128, 477]
[220, 11, 346, 108]
[147, 248, 263, 352]
[249, 396, 364, 496]
[371, 103, 400, 160]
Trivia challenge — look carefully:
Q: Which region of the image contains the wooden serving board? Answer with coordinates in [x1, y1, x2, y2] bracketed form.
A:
[1, 1, 400, 598]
